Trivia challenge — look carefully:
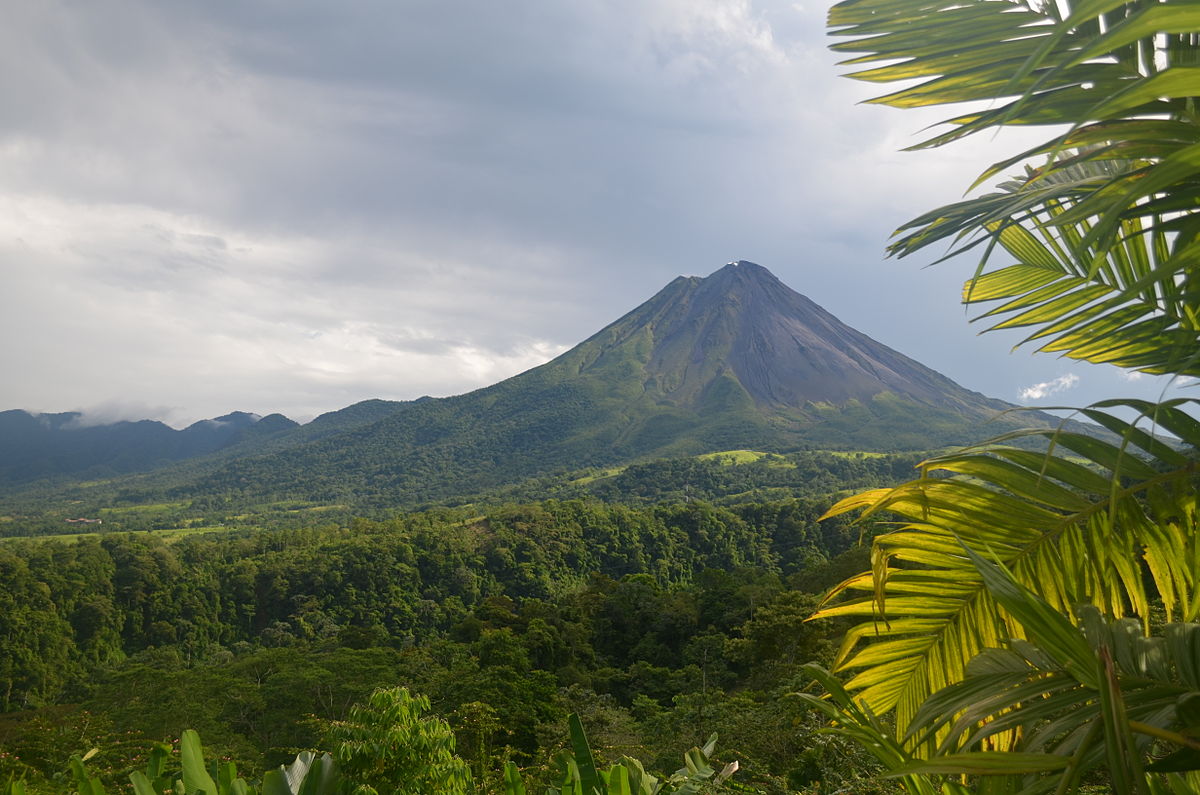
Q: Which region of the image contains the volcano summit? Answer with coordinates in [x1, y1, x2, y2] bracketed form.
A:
[571, 260, 1002, 411]
[162, 260, 1030, 503]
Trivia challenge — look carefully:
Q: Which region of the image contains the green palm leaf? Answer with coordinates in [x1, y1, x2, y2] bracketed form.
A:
[902, 580, 1200, 793]
[816, 400, 1200, 743]
[830, 0, 1200, 377]
[820, 0, 1200, 790]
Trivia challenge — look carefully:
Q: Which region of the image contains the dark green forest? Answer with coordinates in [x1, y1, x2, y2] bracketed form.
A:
[0, 496, 889, 794]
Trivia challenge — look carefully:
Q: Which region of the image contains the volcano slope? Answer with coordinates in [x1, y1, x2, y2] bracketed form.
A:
[182, 260, 1048, 505]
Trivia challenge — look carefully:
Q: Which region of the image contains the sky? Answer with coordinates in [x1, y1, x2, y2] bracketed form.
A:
[2, 0, 1192, 428]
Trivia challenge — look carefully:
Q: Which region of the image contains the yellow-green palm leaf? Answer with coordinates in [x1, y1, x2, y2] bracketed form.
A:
[816, 399, 1200, 745]
[820, 0, 1200, 785]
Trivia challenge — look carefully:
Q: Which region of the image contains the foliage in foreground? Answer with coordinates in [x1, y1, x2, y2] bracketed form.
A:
[1, 689, 741, 795]
[502, 713, 737, 795]
[323, 687, 471, 795]
[816, 0, 1200, 791]
[801, 554, 1200, 793]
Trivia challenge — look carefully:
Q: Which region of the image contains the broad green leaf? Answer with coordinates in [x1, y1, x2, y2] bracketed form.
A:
[568, 714, 602, 795]
[129, 774, 159, 795]
[502, 762, 527, 795]
[180, 730, 219, 795]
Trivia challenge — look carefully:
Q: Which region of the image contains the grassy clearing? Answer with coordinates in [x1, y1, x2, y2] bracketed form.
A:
[571, 449, 797, 483]
[697, 449, 765, 464]
[0, 523, 238, 545]
[152, 525, 233, 541]
[99, 501, 189, 515]
[570, 466, 625, 485]
[822, 450, 891, 460]
[227, 503, 348, 521]
[285, 503, 346, 513]
[697, 450, 796, 468]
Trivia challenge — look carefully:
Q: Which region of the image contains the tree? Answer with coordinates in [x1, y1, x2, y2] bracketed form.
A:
[322, 687, 472, 795]
[810, 0, 1200, 790]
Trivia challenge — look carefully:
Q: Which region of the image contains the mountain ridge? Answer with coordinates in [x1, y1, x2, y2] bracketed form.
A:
[1, 261, 1059, 502]
[0, 409, 299, 485]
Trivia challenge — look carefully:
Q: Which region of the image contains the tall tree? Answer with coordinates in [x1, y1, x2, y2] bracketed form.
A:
[323, 687, 472, 795]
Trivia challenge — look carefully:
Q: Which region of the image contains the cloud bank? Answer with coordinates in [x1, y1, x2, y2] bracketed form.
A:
[2, 1, 1192, 426]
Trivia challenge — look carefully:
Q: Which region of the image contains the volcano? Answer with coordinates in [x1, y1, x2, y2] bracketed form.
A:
[564, 260, 1002, 411]
[1, 261, 1048, 500]
[181, 261, 1027, 503]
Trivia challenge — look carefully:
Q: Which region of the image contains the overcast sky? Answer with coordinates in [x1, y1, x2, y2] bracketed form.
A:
[2, 0, 1191, 427]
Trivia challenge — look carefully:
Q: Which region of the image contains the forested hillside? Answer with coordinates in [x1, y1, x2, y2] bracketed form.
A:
[0, 448, 923, 538]
[0, 498, 884, 793]
[0, 411, 299, 485]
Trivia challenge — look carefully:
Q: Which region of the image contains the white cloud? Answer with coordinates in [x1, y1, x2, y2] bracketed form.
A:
[1019, 373, 1081, 402]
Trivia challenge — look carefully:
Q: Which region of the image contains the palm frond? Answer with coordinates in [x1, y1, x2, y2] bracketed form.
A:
[898, 564, 1200, 793]
[815, 399, 1200, 744]
[830, 0, 1200, 374]
[960, 176, 1200, 377]
[820, 0, 1200, 790]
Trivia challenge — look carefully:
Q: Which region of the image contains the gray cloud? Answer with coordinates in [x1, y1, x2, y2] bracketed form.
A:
[1, 0, 1191, 427]
[55, 401, 177, 429]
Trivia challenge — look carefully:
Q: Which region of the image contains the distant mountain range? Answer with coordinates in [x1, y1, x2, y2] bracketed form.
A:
[1, 261, 1060, 503]
[0, 409, 298, 484]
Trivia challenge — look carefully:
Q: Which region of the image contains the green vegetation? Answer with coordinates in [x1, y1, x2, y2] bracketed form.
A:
[0, 497, 892, 793]
[0, 444, 914, 792]
[0, 448, 922, 540]
[6, 1, 1199, 791]
[323, 687, 471, 794]
[810, 0, 1200, 791]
